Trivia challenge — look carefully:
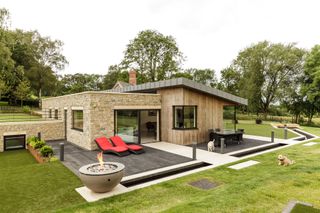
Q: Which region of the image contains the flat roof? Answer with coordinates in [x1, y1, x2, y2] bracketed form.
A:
[108, 78, 248, 105]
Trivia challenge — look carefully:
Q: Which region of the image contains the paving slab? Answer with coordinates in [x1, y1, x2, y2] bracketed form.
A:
[303, 142, 318, 146]
[144, 142, 239, 165]
[228, 160, 260, 170]
[76, 185, 129, 202]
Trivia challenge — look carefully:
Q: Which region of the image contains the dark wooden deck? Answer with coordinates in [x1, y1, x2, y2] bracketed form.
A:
[47, 141, 192, 177]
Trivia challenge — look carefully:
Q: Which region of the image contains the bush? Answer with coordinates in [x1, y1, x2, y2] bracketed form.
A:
[27, 136, 38, 145]
[22, 106, 31, 113]
[255, 119, 262, 124]
[33, 140, 46, 149]
[40, 145, 54, 158]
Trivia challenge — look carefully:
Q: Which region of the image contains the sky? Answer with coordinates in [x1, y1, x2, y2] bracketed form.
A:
[2, 0, 320, 77]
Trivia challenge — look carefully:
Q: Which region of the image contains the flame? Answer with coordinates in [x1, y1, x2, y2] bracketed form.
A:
[97, 152, 104, 167]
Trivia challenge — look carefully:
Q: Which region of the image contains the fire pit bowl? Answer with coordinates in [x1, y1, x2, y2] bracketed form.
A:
[79, 162, 125, 193]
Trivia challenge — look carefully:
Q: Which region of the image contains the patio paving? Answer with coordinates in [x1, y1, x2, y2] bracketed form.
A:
[47, 141, 192, 177]
[191, 138, 272, 154]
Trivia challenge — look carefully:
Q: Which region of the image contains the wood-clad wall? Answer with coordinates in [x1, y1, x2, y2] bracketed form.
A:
[158, 87, 232, 145]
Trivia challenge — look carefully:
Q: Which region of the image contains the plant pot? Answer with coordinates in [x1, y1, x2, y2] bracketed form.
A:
[27, 144, 48, 163]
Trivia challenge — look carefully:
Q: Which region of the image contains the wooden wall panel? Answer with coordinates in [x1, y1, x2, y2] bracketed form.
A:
[158, 87, 236, 145]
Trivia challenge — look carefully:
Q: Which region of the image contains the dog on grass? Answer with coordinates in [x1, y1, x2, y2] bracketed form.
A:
[207, 141, 215, 152]
[278, 154, 295, 166]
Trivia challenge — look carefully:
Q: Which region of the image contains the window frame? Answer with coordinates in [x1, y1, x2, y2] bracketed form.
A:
[172, 105, 197, 130]
[54, 109, 59, 119]
[72, 110, 84, 132]
[48, 109, 52, 118]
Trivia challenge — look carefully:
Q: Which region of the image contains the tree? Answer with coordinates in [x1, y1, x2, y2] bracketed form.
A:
[121, 30, 184, 83]
[102, 65, 129, 89]
[301, 45, 320, 123]
[0, 79, 8, 100]
[185, 68, 218, 87]
[25, 31, 67, 99]
[217, 66, 241, 95]
[14, 80, 30, 106]
[233, 41, 305, 117]
[57, 73, 104, 95]
[0, 8, 10, 29]
[0, 8, 67, 102]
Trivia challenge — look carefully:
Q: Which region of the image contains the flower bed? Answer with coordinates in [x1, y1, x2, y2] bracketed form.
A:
[26, 136, 54, 163]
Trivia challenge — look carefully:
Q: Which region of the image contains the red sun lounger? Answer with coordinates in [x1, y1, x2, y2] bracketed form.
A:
[110, 136, 145, 154]
[95, 137, 130, 157]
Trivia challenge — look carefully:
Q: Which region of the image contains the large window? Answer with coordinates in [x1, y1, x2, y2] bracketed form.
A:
[72, 110, 83, 131]
[173, 106, 197, 129]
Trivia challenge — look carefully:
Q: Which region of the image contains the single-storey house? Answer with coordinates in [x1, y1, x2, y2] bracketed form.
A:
[41, 70, 247, 151]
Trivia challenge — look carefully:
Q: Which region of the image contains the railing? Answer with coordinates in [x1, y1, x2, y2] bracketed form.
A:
[0, 107, 62, 123]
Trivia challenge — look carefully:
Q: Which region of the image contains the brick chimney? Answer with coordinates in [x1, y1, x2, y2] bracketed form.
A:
[129, 69, 137, 85]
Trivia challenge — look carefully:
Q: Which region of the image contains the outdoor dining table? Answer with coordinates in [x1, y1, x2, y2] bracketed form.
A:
[213, 129, 244, 147]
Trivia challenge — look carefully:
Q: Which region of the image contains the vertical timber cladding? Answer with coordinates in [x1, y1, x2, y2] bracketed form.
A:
[158, 87, 233, 145]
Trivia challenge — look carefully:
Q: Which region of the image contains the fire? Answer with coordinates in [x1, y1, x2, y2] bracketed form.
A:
[97, 152, 104, 167]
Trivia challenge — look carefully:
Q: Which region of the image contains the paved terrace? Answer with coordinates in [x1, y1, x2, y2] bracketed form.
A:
[47, 141, 192, 177]
[192, 137, 273, 154]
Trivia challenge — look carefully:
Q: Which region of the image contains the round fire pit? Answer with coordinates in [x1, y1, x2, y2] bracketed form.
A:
[79, 162, 125, 193]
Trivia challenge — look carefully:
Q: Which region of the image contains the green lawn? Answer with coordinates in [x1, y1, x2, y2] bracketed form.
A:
[0, 113, 42, 122]
[0, 101, 8, 106]
[225, 120, 298, 139]
[58, 140, 320, 213]
[1, 138, 319, 212]
[300, 126, 320, 137]
[0, 150, 84, 213]
[291, 203, 320, 213]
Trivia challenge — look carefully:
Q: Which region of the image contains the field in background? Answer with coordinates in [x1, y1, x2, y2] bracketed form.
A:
[224, 120, 299, 139]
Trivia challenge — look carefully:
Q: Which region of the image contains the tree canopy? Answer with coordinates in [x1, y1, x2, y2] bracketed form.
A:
[121, 30, 184, 83]
[0, 8, 67, 104]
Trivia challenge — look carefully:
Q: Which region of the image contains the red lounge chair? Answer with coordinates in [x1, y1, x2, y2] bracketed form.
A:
[95, 137, 130, 157]
[110, 136, 145, 154]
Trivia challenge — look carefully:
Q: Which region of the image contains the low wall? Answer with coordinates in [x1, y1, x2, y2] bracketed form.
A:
[0, 120, 64, 152]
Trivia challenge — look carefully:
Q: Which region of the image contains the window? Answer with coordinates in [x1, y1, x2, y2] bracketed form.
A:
[173, 106, 197, 129]
[49, 109, 52, 118]
[72, 110, 83, 131]
[54, 109, 58, 119]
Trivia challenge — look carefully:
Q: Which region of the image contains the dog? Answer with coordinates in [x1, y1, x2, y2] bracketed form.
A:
[278, 154, 295, 166]
[207, 140, 215, 152]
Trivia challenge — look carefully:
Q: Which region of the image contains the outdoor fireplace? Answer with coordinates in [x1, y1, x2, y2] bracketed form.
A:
[79, 152, 125, 193]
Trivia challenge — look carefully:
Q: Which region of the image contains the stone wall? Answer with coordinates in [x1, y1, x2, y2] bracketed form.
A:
[42, 92, 161, 150]
[42, 92, 92, 150]
[0, 120, 64, 152]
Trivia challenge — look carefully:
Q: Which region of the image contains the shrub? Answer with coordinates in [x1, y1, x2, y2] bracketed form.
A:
[33, 140, 46, 149]
[255, 119, 262, 124]
[40, 145, 54, 158]
[27, 136, 38, 145]
[22, 106, 31, 113]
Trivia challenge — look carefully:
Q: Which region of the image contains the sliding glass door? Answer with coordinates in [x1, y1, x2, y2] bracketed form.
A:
[115, 110, 139, 143]
[115, 109, 160, 144]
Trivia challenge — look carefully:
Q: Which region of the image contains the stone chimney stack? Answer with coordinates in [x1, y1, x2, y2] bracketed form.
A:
[129, 69, 137, 86]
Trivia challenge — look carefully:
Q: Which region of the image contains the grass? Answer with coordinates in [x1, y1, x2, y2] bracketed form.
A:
[300, 126, 320, 137]
[0, 150, 84, 213]
[0, 113, 42, 122]
[57, 139, 320, 213]
[0, 101, 8, 106]
[291, 203, 320, 213]
[225, 120, 299, 139]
